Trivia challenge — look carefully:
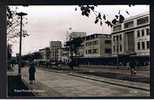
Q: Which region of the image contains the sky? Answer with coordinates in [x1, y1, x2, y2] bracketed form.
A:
[10, 5, 149, 56]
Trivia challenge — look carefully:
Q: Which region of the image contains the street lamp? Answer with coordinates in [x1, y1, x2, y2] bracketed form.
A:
[16, 12, 27, 77]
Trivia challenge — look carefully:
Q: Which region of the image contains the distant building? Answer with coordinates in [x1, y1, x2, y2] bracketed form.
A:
[50, 41, 62, 61]
[83, 33, 112, 58]
[39, 47, 50, 60]
[111, 11, 150, 57]
[60, 47, 70, 63]
[69, 32, 86, 39]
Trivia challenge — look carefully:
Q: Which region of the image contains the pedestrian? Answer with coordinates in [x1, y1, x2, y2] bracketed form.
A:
[29, 58, 36, 84]
[129, 60, 136, 76]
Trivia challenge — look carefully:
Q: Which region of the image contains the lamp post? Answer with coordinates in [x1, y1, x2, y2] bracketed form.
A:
[16, 12, 27, 76]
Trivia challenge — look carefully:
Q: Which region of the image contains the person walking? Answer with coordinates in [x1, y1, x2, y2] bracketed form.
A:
[29, 59, 36, 84]
[129, 59, 136, 76]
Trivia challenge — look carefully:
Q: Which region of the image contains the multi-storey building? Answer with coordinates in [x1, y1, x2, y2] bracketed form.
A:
[83, 33, 112, 58]
[39, 47, 50, 60]
[50, 41, 62, 61]
[111, 12, 150, 57]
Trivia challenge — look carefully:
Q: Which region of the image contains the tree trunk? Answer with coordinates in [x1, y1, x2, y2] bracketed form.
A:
[70, 50, 74, 70]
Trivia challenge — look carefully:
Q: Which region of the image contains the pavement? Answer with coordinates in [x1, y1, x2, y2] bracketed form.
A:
[79, 65, 150, 77]
[21, 66, 150, 97]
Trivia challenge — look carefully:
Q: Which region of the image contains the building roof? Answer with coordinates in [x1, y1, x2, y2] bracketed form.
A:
[125, 11, 149, 22]
[111, 11, 150, 34]
[85, 33, 110, 37]
[39, 47, 50, 51]
[113, 11, 149, 26]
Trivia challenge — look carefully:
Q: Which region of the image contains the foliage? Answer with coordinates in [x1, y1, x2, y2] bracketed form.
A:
[65, 37, 83, 57]
[7, 6, 29, 44]
[75, 5, 132, 27]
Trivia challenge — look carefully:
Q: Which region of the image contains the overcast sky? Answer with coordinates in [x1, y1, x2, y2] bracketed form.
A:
[10, 5, 149, 56]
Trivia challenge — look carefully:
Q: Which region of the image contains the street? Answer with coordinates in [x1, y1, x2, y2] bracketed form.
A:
[21, 66, 150, 97]
[5, 6, 151, 98]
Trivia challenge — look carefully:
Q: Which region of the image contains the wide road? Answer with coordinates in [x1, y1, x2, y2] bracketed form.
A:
[22, 66, 149, 97]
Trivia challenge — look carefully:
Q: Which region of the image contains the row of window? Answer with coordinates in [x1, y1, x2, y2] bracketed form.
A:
[86, 40, 111, 46]
[85, 40, 98, 46]
[124, 21, 134, 29]
[85, 49, 98, 54]
[113, 16, 149, 31]
[137, 41, 150, 50]
[113, 35, 122, 41]
[85, 35, 99, 40]
[113, 44, 122, 53]
[112, 41, 150, 53]
[85, 48, 112, 54]
[105, 40, 112, 44]
[113, 25, 121, 31]
[137, 28, 150, 37]
[137, 16, 149, 25]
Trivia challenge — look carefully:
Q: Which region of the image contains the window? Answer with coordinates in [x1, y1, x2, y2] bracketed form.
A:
[93, 40, 98, 45]
[105, 40, 111, 44]
[137, 16, 149, 25]
[141, 29, 144, 36]
[142, 42, 145, 50]
[105, 48, 112, 54]
[116, 36, 119, 41]
[147, 41, 150, 49]
[88, 50, 92, 54]
[86, 50, 88, 54]
[124, 21, 134, 28]
[113, 45, 115, 52]
[113, 25, 121, 31]
[117, 45, 119, 53]
[86, 43, 88, 46]
[119, 35, 122, 40]
[137, 42, 140, 50]
[93, 49, 98, 53]
[146, 28, 150, 35]
[113, 36, 116, 41]
[137, 30, 140, 37]
[120, 44, 122, 52]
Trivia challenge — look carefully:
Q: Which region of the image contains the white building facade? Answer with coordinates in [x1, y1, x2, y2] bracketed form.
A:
[111, 12, 150, 57]
[39, 47, 50, 60]
[83, 34, 112, 58]
[50, 41, 62, 61]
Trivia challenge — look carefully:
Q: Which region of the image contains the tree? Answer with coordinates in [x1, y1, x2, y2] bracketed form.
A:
[75, 5, 133, 27]
[6, 6, 29, 70]
[65, 36, 84, 70]
[7, 6, 29, 45]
